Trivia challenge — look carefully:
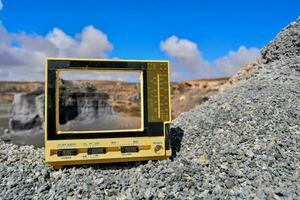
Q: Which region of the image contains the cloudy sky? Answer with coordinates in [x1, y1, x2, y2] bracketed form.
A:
[0, 0, 299, 81]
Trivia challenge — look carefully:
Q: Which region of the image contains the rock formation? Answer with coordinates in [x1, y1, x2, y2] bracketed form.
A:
[1, 89, 44, 147]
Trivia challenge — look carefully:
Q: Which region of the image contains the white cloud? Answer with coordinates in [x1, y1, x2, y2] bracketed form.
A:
[0, 23, 260, 82]
[47, 28, 77, 51]
[161, 36, 261, 81]
[45, 26, 113, 58]
[161, 36, 218, 80]
[0, 0, 3, 11]
[160, 35, 200, 60]
[0, 25, 113, 81]
[214, 46, 261, 76]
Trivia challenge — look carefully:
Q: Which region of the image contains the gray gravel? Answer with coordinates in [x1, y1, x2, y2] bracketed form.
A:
[262, 17, 300, 63]
[1, 18, 300, 199]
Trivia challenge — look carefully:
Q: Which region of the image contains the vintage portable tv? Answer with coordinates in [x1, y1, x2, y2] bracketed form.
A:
[45, 58, 172, 167]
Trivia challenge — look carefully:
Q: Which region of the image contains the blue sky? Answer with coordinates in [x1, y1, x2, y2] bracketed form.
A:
[0, 0, 299, 81]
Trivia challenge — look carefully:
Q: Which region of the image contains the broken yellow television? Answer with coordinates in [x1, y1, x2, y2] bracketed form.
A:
[45, 58, 172, 167]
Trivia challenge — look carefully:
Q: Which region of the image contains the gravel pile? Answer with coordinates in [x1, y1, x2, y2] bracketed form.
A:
[261, 18, 300, 63]
[1, 18, 300, 199]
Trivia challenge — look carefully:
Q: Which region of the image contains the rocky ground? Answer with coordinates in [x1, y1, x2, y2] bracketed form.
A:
[0, 18, 300, 199]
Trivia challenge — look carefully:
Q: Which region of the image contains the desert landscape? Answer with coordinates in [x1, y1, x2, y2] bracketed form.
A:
[0, 0, 300, 198]
[0, 17, 299, 199]
[0, 77, 228, 137]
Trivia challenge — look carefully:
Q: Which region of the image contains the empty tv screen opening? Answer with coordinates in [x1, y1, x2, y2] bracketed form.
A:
[56, 70, 143, 133]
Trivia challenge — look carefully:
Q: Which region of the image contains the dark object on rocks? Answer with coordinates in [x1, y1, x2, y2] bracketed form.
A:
[170, 127, 184, 158]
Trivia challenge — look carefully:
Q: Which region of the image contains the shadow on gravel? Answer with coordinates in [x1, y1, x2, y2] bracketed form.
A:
[170, 127, 184, 159]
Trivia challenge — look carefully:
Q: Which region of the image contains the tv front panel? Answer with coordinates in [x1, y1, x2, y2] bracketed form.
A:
[44, 58, 172, 167]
